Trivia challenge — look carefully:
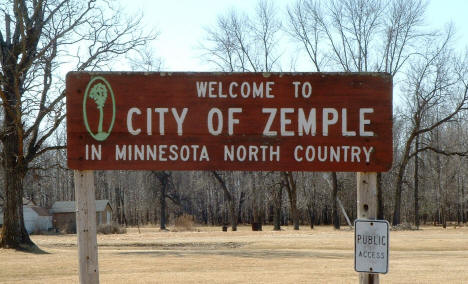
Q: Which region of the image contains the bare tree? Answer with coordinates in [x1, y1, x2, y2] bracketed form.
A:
[289, 0, 427, 73]
[0, 0, 155, 249]
[271, 180, 283, 230]
[212, 171, 237, 231]
[202, 0, 282, 72]
[202, 0, 287, 231]
[392, 30, 468, 225]
[288, 0, 430, 225]
[152, 171, 170, 230]
[282, 172, 300, 230]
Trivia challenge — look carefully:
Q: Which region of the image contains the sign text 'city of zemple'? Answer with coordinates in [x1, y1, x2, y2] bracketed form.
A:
[66, 72, 392, 171]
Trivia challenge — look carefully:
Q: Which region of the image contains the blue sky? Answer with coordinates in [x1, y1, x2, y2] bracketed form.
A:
[120, 0, 468, 71]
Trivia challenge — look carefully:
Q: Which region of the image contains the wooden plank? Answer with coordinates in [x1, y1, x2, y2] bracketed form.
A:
[66, 72, 393, 172]
[74, 170, 99, 284]
[356, 172, 379, 284]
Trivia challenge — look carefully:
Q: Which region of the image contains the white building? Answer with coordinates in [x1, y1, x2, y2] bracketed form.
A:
[24, 205, 53, 233]
[0, 200, 53, 234]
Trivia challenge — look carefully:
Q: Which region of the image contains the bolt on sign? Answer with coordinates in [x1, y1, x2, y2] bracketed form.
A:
[66, 72, 392, 171]
[354, 219, 389, 274]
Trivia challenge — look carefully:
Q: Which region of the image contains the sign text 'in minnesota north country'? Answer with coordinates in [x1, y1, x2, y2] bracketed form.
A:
[66, 72, 392, 171]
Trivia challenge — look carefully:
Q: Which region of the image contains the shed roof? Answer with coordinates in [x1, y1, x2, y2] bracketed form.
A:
[23, 198, 35, 206]
[30, 206, 51, 216]
[50, 200, 111, 213]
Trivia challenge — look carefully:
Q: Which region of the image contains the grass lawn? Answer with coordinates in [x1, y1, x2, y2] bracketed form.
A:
[1, 225, 467, 283]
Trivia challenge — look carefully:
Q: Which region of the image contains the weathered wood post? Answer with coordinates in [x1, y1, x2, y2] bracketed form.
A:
[357, 172, 379, 284]
[74, 170, 99, 284]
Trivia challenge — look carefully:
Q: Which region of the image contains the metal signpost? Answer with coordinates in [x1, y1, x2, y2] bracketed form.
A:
[66, 72, 392, 284]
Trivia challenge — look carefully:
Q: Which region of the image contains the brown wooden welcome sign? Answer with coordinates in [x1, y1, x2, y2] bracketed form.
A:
[66, 72, 392, 171]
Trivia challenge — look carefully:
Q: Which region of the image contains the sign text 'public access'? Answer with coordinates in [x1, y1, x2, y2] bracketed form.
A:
[354, 219, 389, 274]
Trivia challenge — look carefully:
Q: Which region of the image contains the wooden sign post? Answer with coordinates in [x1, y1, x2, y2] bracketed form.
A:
[66, 72, 392, 284]
[74, 170, 99, 284]
[357, 172, 379, 283]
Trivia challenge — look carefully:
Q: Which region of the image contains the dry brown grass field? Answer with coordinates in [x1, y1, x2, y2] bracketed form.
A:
[0, 225, 467, 283]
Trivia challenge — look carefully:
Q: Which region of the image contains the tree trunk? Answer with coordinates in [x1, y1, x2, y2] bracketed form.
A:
[377, 173, 384, 219]
[283, 172, 299, 230]
[308, 206, 315, 229]
[392, 161, 406, 226]
[0, 80, 34, 249]
[153, 171, 171, 230]
[228, 200, 237, 231]
[442, 189, 447, 229]
[434, 154, 447, 229]
[212, 171, 237, 231]
[273, 187, 282, 231]
[393, 131, 416, 226]
[208, 191, 215, 226]
[457, 176, 462, 225]
[251, 183, 263, 231]
[237, 191, 245, 224]
[414, 135, 420, 229]
[252, 207, 263, 231]
[160, 178, 167, 230]
[0, 140, 34, 249]
[115, 187, 122, 224]
[462, 178, 466, 224]
[331, 172, 340, 229]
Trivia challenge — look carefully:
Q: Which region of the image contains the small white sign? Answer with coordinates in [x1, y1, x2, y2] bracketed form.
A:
[354, 219, 389, 274]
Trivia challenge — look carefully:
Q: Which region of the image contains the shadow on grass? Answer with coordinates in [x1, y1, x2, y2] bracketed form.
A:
[17, 244, 50, 254]
[116, 249, 349, 259]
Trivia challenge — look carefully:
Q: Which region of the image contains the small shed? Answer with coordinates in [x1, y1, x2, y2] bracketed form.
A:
[24, 205, 53, 233]
[0, 199, 52, 233]
[50, 200, 113, 232]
